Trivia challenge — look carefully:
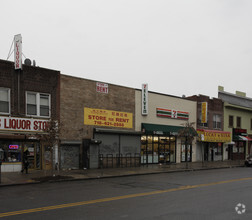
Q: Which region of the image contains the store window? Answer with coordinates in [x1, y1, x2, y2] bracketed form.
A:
[0, 87, 10, 114]
[181, 138, 191, 162]
[0, 141, 21, 162]
[141, 135, 176, 164]
[233, 142, 245, 153]
[26, 92, 50, 117]
[213, 114, 221, 129]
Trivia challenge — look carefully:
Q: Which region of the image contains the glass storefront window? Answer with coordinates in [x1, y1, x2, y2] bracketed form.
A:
[181, 138, 192, 162]
[0, 141, 21, 162]
[141, 135, 176, 164]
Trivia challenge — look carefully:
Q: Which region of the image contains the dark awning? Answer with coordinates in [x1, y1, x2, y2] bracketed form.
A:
[142, 123, 196, 136]
[94, 128, 143, 136]
[233, 135, 252, 141]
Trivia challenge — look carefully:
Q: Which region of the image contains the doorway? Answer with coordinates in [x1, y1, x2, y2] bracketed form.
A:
[26, 142, 41, 169]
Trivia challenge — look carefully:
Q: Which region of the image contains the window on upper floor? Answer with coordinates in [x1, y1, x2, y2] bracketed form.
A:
[237, 116, 241, 128]
[198, 112, 208, 127]
[229, 115, 234, 128]
[213, 114, 222, 129]
[26, 92, 50, 117]
[0, 87, 10, 114]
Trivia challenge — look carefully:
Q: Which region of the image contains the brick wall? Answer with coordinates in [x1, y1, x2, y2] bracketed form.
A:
[186, 95, 224, 130]
[0, 59, 60, 119]
[60, 75, 135, 140]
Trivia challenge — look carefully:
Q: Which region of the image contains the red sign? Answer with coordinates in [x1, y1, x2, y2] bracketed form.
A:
[96, 82, 108, 94]
[9, 145, 19, 150]
[0, 116, 49, 132]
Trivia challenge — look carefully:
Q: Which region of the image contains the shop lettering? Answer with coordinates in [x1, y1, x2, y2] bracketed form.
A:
[88, 115, 107, 121]
[2, 117, 48, 131]
[4, 118, 31, 130]
[115, 118, 129, 123]
[33, 120, 48, 130]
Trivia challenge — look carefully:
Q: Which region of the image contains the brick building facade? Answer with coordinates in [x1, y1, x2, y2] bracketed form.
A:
[186, 95, 231, 162]
[59, 75, 138, 169]
[0, 59, 60, 172]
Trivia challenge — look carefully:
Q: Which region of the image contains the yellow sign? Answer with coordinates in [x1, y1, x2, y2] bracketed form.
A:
[197, 129, 231, 142]
[84, 107, 133, 128]
[201, 102, 207, 123]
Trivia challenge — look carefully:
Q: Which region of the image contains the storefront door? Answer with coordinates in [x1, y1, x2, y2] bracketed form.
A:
[42, 145, 52, 170]
[159, 142, 170, 163]
[26, 142, 41, 169]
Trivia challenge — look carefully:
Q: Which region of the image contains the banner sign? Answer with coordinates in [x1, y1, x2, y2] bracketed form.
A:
[14, 34, 22, 70]
[201, 102, 208, 123]
[142, 84, 148, 115]
[197, 129, 231, 142]
[84, 107, 133, 128]
[157, 108, 189, 120]
[0, 116, 49, 132]
[96, 82, 108, 94]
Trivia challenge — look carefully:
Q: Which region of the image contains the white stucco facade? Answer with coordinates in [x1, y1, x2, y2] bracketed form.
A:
[135, 90, 197, 163]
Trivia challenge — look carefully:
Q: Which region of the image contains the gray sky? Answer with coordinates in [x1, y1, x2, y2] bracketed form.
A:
[1, 0, 252, 98]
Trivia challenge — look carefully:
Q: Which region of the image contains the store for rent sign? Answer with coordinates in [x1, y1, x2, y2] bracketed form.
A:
[96, 82, 108, 94]
[84, 107, 133, 128]
[0, 116, 49, 132]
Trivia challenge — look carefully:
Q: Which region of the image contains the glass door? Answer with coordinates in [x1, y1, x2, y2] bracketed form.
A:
[159, 137, 170, 163]
[26, 142, 41, 169]
[141, 136, 147, 164]
[170, 136, 176, 163]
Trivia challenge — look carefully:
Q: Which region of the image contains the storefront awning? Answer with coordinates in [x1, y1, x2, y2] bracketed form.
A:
[142, 123, 196, 136]
[234, 135, 252, 141]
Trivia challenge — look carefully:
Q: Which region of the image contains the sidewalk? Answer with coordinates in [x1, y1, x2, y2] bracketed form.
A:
[0, 160, 245, 187]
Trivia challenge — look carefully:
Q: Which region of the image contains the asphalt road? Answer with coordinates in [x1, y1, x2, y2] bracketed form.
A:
[0, 167, 252, 220]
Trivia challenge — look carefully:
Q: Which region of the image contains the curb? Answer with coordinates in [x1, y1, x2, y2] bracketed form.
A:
[0, 165, 244, 188]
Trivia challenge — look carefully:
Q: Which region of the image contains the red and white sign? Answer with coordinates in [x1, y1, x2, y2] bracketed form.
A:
[0, 116, 49, 132]
[96, 82, 108, 94]
[14, 34, 22, 70]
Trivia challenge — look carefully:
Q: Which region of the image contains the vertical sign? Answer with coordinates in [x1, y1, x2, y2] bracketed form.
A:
[142, 84, 148, 115]
[201, 102, 208, 123]
[14, 34, 22, 70]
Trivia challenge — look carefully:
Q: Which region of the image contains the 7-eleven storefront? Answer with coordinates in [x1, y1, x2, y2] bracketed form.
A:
[197, 129, 231, 161]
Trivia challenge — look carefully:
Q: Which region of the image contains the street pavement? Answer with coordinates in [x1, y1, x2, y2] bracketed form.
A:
[0, 160, 245, 187]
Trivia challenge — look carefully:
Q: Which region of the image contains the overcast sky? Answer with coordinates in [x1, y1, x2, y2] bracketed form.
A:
[1, 0, 252, 98]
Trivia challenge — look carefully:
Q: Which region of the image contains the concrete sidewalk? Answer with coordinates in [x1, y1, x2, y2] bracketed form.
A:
[0, 160, 245, 187]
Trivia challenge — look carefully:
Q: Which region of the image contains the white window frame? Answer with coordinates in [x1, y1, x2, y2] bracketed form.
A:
[0, 87, 10, 115]
[26, 91, 51, 118]
[213, 114, 222, 129]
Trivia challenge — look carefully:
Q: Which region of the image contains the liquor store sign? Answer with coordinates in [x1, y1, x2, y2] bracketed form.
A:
[84, 107, 133, 128]
[0, 116, 49, 132]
